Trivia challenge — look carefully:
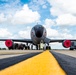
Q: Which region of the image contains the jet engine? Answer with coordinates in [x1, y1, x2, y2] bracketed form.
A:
[5, 40, 25, 50]
[5, 40, 18, 49]
[5, 40, 13, 48]
[62, 40, 71, 48]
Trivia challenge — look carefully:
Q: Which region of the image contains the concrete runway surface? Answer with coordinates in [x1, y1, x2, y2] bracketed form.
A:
[0, 50, 76, 75]
[0, 50, 43, 59]
[52, 50, 76, 58]
[51, 50, 76, 75]
[0, 50, 42, 70]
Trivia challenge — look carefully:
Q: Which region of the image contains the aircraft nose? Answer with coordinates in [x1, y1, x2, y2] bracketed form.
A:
[33, 25, 44, 38]
[35, 26, 44, 38]
[36, 29, 43, 38]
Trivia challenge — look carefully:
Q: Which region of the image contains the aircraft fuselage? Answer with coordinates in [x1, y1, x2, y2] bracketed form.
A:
[31, 25, 46, 45]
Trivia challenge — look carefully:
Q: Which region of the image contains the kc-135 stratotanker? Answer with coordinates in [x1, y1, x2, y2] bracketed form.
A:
[0, 24, 76, 50]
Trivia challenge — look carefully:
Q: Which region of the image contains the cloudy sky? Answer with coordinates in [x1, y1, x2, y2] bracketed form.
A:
[0, 0, 76, 49]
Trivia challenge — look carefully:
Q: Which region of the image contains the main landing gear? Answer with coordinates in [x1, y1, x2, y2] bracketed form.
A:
[43, 43, 51, 50]
[45, 46, 51, 50]
[35, 44, 51, 50]
[25, 45, 30, 50]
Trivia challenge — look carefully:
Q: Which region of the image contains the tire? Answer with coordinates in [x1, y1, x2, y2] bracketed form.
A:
[46, 46, 51, 50]
[70, 48, 74, 50]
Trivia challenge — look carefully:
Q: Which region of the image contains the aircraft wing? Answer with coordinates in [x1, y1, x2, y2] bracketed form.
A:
[44, 38, 76, 48]
[44, 38, 76, 43]
[0, 39, 33, 43]
[50, 39, 76, 43]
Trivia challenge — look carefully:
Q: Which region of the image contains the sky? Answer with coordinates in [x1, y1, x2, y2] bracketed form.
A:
[0, 0, 76, 49]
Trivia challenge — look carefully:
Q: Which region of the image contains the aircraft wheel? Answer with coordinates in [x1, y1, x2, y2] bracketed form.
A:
[25, 46, 27, 50]
[46, 46, 51, 50]
[49, 46, 51, 50]
[27, 46, 30, 50]
[70, 48, 74, 50]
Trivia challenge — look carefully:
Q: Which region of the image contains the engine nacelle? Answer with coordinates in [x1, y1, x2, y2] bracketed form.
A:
[62, 40, 71, 48]
[18, 44, 25, 49]
[5, 40, 13, 48]
[5, 40, 25, 50]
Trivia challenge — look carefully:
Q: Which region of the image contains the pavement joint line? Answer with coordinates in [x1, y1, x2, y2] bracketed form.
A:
[0, 50, 66, 75]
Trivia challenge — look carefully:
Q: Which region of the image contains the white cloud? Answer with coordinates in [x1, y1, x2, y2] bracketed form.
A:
[44, 18, 75, 39]
[48, 0, 76, 16]
[11, 4, 40, 25]
[29, 0, 47, 10]
[61, 28, 70, 33]
[0, 4, 40, 25]
[44, 19, 59, 37]
[47, 0, 76, 26]
[44, 18, 55, 27]
[46, 28, 59, 37]
[0, 13, 7, 23]
[47, 28, 74, 39]
[0, 28, 12, 38]
[18, 26, 31, 39]
[60, 33, 73, 39]
[56, 14, 76, 26]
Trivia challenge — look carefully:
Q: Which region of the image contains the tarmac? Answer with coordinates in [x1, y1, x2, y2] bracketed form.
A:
[51, 50, 76, 58]
[0, 50, 76, 75]
[0, 50, 43, 59]
[51, 50, 76, 75]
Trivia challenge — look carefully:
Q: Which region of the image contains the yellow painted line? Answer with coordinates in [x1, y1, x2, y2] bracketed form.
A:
[0, 50, 66, 75]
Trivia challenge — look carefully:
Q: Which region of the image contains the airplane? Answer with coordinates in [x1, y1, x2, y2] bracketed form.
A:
[0, 24, 76, 50]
